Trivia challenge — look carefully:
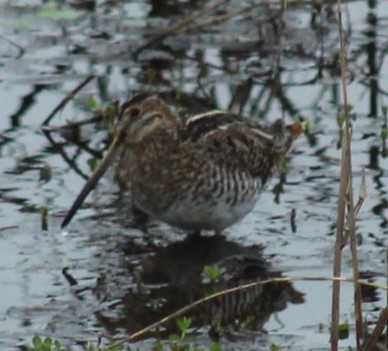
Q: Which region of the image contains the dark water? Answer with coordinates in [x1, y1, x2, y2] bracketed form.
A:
[0, 0, 387, 350]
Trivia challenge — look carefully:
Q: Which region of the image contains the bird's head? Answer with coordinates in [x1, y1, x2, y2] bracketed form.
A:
[61, 94, 180, 228]
[118, 94, 181, 144]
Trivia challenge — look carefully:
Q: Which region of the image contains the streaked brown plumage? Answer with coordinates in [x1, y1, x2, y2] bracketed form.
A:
[62, 95, 303, 233]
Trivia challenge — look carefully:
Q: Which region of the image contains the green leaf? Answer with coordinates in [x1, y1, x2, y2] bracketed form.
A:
[87, 96, 99, 111]
[153, 340, 164, 351]
[203, 266, 221, 281]
[87, 158, 98, 172]
[33, 336, 43, 349]
[337, 114, 345, 126]
[54, 340, 62, 351]
[177, 317, 192, 332]
[270, 344, 281, 351]
[43, 337, 52, 349]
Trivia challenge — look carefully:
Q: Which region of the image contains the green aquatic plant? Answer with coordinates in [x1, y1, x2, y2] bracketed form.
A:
[167, 317, 222, 351]
[29, 336, 63, 351]
[203, 265, 221, 282]
[29, 336, 125, 351]
[338, 321, 350, 340]
[87, 96, 100, 111]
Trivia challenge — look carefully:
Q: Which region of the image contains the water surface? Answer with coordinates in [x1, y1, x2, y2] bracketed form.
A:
[0, 0, 387, 349]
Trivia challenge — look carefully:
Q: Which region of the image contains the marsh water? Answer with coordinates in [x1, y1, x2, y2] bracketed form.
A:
[0, 0, 387, 350]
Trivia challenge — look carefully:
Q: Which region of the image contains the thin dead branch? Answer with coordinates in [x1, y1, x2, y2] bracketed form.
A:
[331, 125, 351, 351]
[363, 308, 388, 351]
[353, 168, 367, 218]
[41, 115, 103, 132]
[330, 0, 367, 348]
[42, 130, 89, 180]
[41, 75, 95, 126]
[331, 1, 361, 350]
[338, 1, 363, 347]
[348, 178, 363, 350]
[104, 275, 387, 350]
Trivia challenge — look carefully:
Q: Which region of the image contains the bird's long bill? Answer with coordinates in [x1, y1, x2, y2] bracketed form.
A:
[61, 135, 123, 228]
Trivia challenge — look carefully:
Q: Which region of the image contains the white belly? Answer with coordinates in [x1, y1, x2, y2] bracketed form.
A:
[158, 195, 260, 232]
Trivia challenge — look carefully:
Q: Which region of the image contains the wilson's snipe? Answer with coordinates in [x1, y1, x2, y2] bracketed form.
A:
[62, 95, 303, 233]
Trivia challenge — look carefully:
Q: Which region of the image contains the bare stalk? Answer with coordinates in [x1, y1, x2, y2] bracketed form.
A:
[331, 1, 354, 350]
[348, 171, 363, 349]
[363, 307, 388, 351]
[332, 2, 365, 349]
[331, 125, 349, 351]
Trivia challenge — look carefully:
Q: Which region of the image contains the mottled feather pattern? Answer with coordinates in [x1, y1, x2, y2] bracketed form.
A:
[115, 99, 297, 231]
[62, 95, 302, 232]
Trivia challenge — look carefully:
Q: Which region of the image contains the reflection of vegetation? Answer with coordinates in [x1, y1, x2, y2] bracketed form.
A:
[381, 105, 387, 156]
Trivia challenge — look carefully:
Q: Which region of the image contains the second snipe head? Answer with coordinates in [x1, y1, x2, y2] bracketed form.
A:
[62, 94, 303, 234]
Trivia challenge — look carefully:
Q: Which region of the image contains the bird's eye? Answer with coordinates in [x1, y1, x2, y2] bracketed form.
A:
[131, 107, 141, 119]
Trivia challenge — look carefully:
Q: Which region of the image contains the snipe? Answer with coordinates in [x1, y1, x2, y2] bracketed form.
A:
[62, 95, 303, 233]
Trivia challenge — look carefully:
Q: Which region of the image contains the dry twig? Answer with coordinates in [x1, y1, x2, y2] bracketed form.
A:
[103, 275, 387, 350]
[331, 1, 364, 350]
[41, 75, 95, 126]
[363, 308, 388, 351]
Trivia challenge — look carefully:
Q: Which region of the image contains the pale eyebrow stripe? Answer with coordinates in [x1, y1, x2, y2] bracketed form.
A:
[186, 110, 226, 124]
[251, 128, 273, 141]
[141, 111, 162, 121]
